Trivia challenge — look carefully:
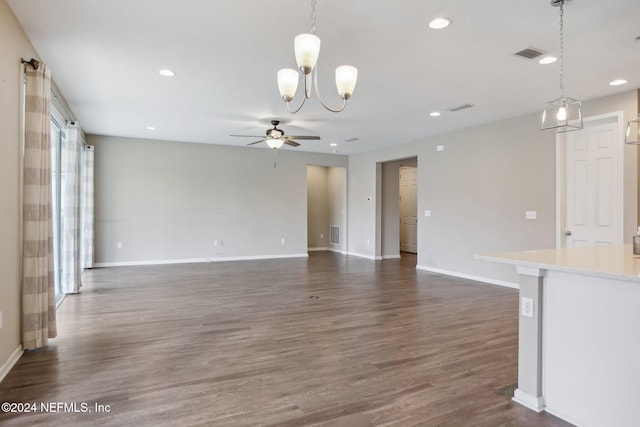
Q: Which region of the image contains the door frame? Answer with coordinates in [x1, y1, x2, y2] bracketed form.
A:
[555, 111, 624, 248]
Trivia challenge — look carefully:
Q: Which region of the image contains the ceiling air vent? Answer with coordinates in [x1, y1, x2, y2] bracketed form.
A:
[514, 47, 544, 60]
[446, 103, 474, 112]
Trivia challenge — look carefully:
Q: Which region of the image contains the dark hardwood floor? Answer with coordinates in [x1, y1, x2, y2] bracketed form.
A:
[0, 252, 571, 426]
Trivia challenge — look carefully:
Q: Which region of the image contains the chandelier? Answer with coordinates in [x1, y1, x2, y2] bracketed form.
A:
[540, 0, 583, 133]
[277, 0, 358, 114]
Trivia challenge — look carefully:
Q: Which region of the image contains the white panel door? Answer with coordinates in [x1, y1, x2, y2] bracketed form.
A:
[400, 166, 417, 253]
[563, 120, 621, 247]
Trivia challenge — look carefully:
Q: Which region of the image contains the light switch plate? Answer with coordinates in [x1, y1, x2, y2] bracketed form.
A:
[424, 210, 431, 217]
[525, 211, 537, 220]
[436, 145, 445, 152]
[521, 297, 534, 318]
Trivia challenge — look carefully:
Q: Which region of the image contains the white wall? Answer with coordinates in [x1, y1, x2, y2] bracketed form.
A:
[0, 0, 40, 374]
[88, 135, 347, 264]
[348, 90, 639, 285]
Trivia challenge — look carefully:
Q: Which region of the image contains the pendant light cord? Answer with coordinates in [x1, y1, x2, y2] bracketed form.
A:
[559, 2, 565, 97]
[311, 0, 317, 35]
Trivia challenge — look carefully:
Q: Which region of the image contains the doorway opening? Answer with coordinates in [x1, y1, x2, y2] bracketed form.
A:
[380, 157, 418, 261]
[306, 165, 347, 254]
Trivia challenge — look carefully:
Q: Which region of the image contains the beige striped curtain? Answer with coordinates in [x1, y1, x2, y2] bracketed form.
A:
[22, 63, 57, 350]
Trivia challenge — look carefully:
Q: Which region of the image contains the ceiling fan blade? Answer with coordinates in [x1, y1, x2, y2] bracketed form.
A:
[284, 135, 320, 140]
[247, 139, 266, 146]
[230, 134, 265, 138]
[284, 139, 300, 147]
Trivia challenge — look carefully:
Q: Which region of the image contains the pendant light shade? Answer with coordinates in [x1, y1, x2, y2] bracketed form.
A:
[625, 116, 640, 144]
[541, 96, 582, 132]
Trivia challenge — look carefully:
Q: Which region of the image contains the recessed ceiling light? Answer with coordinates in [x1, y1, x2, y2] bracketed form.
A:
[330, 143, 337, 147]
[430, 111, 441, 117]
[145, 126, 156, 131]
[429, 17, 451, 30]
[609, 79, 627, 86]
[538, 56, 557, 65]
[158, 69, 175, 77]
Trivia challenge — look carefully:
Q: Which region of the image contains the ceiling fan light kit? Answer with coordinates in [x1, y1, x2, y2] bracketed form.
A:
[230, 120, 320, 150]
[540, 0, 583, 133]
[277, 0, 358, 113]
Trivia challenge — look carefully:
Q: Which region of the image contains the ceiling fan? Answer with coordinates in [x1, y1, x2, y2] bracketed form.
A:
[230, 120, 320, 149]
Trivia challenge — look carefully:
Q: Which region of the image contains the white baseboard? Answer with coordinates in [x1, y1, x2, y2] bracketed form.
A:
[308, 247, 329, 252]
[347, 252, 383, 260]
[512, 389, 545, 413]
[0, 345, 23, 384]
[95, 253, 309, 268]
[415, 265, 519, 289]
[327, 247, 347, 254]
[382, 254, 401, 259]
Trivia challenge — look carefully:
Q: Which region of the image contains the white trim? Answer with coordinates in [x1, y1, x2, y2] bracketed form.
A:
[327, 247, 347, 255]
[308, 247, 329, 252]
[415, 265, 519, 289]
[512, 389, 545, 413]
[382, 254, 401, 259]
[543, 406, 587, 427]
[555, 111, 625, 249]
[94, 253, 309, 267]
[516, 266, 547, 278]
[0, 346, 23, 384]
[347, 252, 383, 260]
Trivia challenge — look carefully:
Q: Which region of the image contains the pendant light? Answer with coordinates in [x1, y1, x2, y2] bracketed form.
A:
[625, 117, 640, 144]
[541, 0, 583, 133]
[277, 0, 358, 114]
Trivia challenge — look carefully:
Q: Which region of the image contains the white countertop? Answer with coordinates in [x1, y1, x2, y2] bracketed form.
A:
[477, 244, 640, 283]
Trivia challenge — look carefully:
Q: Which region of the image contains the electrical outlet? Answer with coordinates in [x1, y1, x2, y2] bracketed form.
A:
[424, 210, 431, 217]
[213, 240, 218, 247]
[281, 238, 286, 245]
[521, 297, 534, 318]
[117, 242, 123, 249]
[320, 233, 324, 239]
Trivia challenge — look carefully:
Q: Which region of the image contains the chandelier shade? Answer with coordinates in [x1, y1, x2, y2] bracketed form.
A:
[294, 34, 321, 74]
[277, 69, 299, 102]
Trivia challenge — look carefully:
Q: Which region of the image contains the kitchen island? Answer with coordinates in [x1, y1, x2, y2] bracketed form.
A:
[478, 245, 640, 427]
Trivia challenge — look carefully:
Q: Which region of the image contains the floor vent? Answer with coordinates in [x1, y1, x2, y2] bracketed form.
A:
[330, 226, 340, 245]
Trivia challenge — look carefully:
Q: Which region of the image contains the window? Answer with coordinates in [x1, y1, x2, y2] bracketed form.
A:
[50, 115, 66, 303]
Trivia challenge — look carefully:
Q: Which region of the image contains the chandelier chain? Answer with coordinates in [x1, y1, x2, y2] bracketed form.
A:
[559, 1, 565, 96]
[311, 0, 317, 35]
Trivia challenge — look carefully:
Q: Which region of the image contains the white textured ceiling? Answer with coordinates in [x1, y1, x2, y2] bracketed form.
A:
[7, 0, 640, 154]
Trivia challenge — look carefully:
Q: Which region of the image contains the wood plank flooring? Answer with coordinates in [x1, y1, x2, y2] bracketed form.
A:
[0, 252, 571, 426]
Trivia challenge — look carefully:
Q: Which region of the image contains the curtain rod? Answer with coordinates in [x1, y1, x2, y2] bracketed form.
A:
[21, 58, 40, 70]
